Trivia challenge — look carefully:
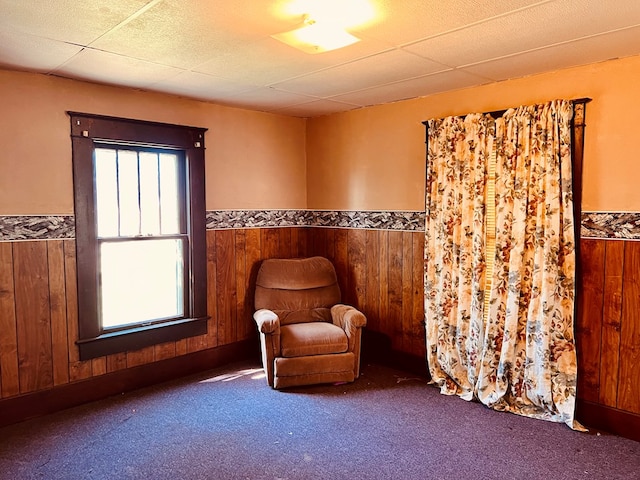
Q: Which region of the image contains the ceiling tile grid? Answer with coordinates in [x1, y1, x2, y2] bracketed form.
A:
[270, 49, 451, 98]
[1, 0, 639, 117]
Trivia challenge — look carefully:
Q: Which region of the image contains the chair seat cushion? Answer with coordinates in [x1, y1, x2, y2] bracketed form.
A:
[280, 322, 348, 358]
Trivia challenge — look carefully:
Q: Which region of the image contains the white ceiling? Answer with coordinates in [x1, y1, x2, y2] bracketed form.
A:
[1, 0, 639, 118]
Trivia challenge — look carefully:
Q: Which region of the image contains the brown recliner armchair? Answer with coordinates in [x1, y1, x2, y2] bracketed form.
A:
[253, 256, 367, 389]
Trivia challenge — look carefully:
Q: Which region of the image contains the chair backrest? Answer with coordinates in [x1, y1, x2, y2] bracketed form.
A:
[254, 257, 341, 325]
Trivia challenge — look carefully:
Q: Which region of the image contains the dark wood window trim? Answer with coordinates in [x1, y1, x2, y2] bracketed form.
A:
[69, 112, 208, 360]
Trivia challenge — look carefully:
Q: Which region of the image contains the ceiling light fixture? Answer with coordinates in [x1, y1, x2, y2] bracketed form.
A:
[272, 14, 361, 54]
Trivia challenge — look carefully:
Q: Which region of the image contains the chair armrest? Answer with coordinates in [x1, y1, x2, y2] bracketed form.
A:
[331, 304, 366, 332]
[253, 309, 280, 334]
[253, 309, 280, 387]
[332, 304, 366, 357]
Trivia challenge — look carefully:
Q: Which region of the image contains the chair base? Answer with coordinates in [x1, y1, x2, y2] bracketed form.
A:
[273, 352, 355, 389]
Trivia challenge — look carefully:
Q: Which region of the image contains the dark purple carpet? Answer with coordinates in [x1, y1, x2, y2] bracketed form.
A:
[0, 361, 638, 479]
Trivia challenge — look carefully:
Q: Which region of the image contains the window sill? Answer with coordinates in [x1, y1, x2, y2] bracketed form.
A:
[77, 316, 208, 361]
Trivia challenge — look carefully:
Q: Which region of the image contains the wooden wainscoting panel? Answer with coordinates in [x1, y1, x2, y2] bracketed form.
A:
[68, 360, 93, 384]
[234, 229, 248, 344]
[306, 228, 426, 359]
[347, 229, 367, 311]
[106, 352, 127, 373]
[175, 338, 188, 356]
[13, 241, 54, 393]
[324, 228, 336, 261]
[186, 333, 209, 354]
[412, 233, 426, 357]
[64, 240, 92, 381]
[290, 227, 311, 258]
[91, 357, 107, 377]
[401, 232, 414, 354]
[378, 230, 390, 340]
[154, 341, 177, 362]
[126, 345, 155, 368]
[242, 228, 262, 342]
[309, 228, 426, 370]
[215, 229, 237, 346]
[206, 229, 219, 348]
[618, 240, 640, 414]
[333, 229, 349, 302]
[47, 240, 70, 387]
[0, 242, 19, 398]
[306, 228, 426, 357]
[0, 228, 321, 403]
[576, 238, 605, 403]
[388, 231, 404, 352]
[14, 243, 53, 391]
[310, 227, 327, 259]
[260, 228, 280, 260]
[364, 230, 381, 332]
[278, 228, 292, 258]
[0, 227, 429, 404]
[600, 240, 624, 407]
[289, 227, 302, 257]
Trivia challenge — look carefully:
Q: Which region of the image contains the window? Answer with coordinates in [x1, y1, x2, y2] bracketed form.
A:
[70, 112, 208, 360]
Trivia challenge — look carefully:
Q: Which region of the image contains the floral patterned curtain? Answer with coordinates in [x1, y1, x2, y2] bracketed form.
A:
[425, 100, 580, 429]
[425, 113, 493, 400]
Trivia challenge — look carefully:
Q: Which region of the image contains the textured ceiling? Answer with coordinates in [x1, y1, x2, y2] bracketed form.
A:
[1, 0, 639, 118]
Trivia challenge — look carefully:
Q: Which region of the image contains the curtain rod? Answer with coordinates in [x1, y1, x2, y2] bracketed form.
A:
[421, 97, 592, 125]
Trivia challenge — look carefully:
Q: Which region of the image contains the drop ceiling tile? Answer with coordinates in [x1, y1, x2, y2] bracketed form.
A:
[55, 48, 184, 89]
[193, 35, 395, 86]
[217, 87, 320, 112]
[403, 20, 528, 67]
[329, 69, 492, 107]
[352, 0, 547, 46]
[273, 99, 361, 118]
[0, 31, 82, 72]
[405, 0, 640, 68]
[462, 25, 640, 82]
[192, 39, 323, 85]
[150, 71, 256, 101]
[194, 0, 391, 52]
[271, 49, 449, 98]
[2, 0, 640, 118]
[193, 0, 297, 38]
[564, 0, 640, 32]
[91, 0, 262, 70]
[0, 0, 151, 45]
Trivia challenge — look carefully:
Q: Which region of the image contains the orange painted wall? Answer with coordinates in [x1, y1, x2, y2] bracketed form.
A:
[307, 54, 640, 212]
[0, 70, 306, 214]
[3, 54, 640, 215]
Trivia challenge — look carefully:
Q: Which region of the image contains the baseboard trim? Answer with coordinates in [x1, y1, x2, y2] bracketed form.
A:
[0, 340, 259, 428]
[362, 330, 429, 378]
[383, 350, 429, 378]
[576, 399, 640, 442]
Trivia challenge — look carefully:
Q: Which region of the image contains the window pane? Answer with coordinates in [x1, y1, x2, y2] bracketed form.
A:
[117, 150, 140, 236]
[159, 153, 181, 234]
[139, 152, 161, 235]
[95, 148, 119, 237]
[100, 239, 184, 329]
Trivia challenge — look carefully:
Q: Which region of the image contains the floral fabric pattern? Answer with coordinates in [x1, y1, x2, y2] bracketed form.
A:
[425, 114, 493, 400]
[425, 100, 580, 429]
